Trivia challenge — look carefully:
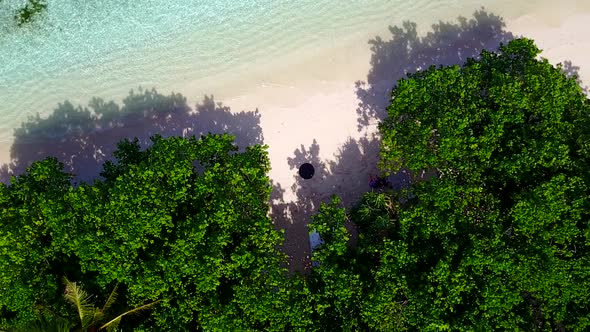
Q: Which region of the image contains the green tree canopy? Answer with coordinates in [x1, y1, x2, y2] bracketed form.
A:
[14, 0, 47, 26]
[0, 134, 310, 331]
[310, 38, 590, 330]
[1, 0, 47, 28]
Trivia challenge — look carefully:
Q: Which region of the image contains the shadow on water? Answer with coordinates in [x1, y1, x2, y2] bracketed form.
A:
[0, 88, 263, 184]
[355, 8, 515, 130]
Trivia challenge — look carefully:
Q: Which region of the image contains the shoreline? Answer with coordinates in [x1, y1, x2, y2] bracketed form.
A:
[0, 1, 569, 144]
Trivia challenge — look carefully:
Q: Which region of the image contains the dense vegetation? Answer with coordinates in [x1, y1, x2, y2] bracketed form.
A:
[2, 38, 590, 331]
[1, 0, 47, 27]
[310, 38, 590, 330]
[0, 134, 309, 331]
[14, 0, 47, 26]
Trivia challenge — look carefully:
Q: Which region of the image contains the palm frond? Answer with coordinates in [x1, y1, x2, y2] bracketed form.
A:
[92, 309, 104, 328]
[62, 277, 96, 328]
[104, 319, 120, 332]
[101, 284, 119, 314]
[22, 315, 72, 332]
[99, 300, 160, 331]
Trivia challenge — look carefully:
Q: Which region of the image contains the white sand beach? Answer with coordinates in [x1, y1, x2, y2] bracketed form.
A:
[1, 1, 589, 270]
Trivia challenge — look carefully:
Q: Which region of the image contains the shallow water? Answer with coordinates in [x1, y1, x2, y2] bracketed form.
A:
[0, 0, 581, 144]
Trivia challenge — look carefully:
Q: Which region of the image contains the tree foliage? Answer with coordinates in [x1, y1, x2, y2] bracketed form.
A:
[12, 0, 47, 26]
[5, 278, 159, 332]
[0, 134, 309, 331]
[310, 38, 590, 330]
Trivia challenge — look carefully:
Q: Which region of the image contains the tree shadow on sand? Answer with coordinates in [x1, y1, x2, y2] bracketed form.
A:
[271, 134, 392, 271]
[355, 8, 515, 130]
[562, 60, 589, 94]
[0, 88, 263, 184]
[272, 134, 417, 272]
[274, 9, 521, 272]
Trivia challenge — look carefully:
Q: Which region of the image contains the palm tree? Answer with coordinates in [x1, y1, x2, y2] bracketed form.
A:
[6, 277, 159, 332]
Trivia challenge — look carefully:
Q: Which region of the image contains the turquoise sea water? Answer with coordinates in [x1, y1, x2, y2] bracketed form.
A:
[0, 0, 552, 145]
